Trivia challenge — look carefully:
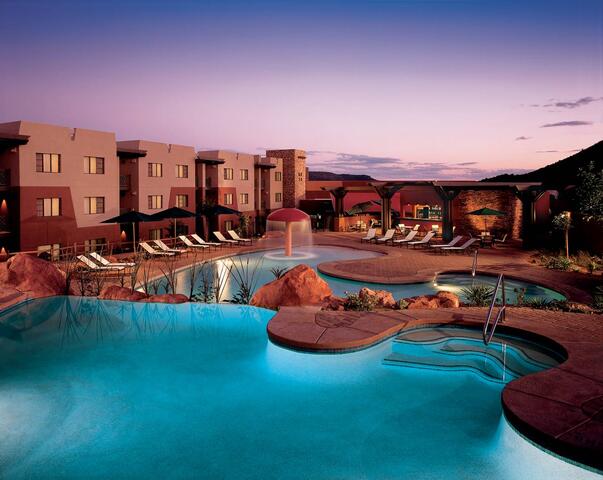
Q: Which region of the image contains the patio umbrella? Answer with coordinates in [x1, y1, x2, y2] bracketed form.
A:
[346, 200, 380, 216]
[102, 210, 154, 251]
[467, 207, 506, 233]
[150, 206, 196, 240]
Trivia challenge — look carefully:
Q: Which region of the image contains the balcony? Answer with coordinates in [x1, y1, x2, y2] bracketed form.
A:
[120, 175, 131, 191]
[0, 169, 9, 187]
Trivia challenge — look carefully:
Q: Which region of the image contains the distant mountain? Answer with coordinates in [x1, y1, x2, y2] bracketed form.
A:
[308, 171, 376, 181]
[483, 140, 603, 188]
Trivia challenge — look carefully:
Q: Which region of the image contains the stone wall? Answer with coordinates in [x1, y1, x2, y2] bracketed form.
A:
[452, 189, 523, 239]
[266, 149, 306, 208]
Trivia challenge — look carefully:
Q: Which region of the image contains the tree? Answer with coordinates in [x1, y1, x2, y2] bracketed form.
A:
[552, 212, 571, 259]
[575, 161, 603, 222]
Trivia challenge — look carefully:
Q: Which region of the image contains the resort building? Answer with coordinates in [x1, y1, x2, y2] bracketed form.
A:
[118, 139, 197, 241]
[0, 121, 121, 255]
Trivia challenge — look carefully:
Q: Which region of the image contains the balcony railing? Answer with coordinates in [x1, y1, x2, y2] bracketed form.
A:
[0, 169, 9, 187]
[119, 174, 130, 190]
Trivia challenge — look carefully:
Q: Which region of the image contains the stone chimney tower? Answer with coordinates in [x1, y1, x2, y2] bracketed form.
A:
[265, 149, 306, 208]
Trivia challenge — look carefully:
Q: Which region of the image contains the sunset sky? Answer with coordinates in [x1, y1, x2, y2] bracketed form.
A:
[1, 0, 602, 180]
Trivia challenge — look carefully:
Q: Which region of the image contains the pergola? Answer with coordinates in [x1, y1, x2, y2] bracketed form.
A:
[322, 181, 545, 241]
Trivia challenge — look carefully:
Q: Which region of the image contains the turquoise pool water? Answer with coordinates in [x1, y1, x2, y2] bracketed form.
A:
[0, 297, 597, 479]
[166, 246, 564, 303]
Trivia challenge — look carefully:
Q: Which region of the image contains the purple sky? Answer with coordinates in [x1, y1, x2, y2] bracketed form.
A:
[1, 0, 602, 180]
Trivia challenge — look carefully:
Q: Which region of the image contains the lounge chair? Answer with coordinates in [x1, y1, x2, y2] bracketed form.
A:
[408, 231, 436, 248]
[140, 242, 175, 257]
[360, 228, 377, 243]
[213, 231, 238, 246]
[429, 235, 463, 250]
[77, 255, 124, 271]
[89, 252, 135, 268]
[154, 239, 186, 255]
[412, 224, 420, 231]
[376, 229, 395, 245]
[179, 235, 208, 250]
[392, 230, 418, 246]
[493, 233, 508, 245]
[228, 230, 252, 244]
[190, 233, 222, 249]
[442, 237, 479, 254]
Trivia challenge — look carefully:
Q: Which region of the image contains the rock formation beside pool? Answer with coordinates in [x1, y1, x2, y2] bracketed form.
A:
[405, 291, 460, 309]
[98, 285, 188, 304]
[251, 264, 333, 310]
[358, 287, 397, 309]
[0, 253, 68, 298]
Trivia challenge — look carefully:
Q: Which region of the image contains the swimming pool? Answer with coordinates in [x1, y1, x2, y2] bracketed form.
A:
[0, 297, 597, 479]
[164, 246, 564, 303]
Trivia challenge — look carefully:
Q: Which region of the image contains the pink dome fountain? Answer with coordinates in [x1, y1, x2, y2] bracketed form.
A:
[266, 208, 311, 257]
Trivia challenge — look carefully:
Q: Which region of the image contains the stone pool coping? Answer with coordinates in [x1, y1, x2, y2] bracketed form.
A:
[267, 306, 603, 471]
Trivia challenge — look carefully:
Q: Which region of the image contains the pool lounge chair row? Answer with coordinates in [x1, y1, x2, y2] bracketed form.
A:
[360, 229, 480, 253]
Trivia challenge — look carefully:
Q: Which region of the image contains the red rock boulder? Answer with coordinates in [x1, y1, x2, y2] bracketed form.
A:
[322, 295, 346, 311]
[98, 285, 149, 302]
[406, 291, 460, 309]
[251, 264, 332, 310]
[0, 253, 67, 297]
[358, 287, 396, 309]
[144, 294, 189, 304]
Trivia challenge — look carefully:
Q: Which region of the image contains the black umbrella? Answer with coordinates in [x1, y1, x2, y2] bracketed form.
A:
[150, 207, 196, 240]
[346, 200, 380, 216]
[199, 204, 241, 216]
[102, 210, 154, 250]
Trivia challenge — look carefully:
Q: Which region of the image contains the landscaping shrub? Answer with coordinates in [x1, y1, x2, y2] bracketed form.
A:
[541, 255, 572, 271]
[593, 286, 603, 311]
[461, 284, 494, 307]
[397, 299, 409, 310]
[343, 292, 376, 311]
[269, 266, 289, 279]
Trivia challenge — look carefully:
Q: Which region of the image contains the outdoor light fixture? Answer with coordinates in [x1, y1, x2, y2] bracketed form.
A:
[0, 247, 8, 262]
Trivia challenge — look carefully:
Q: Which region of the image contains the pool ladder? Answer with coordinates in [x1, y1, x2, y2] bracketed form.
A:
[483, 273, 506, 345]
[471, 249, 478, 277]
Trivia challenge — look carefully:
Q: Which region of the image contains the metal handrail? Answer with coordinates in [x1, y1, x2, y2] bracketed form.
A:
[471, 249, 478, 277]
[483, 273, 506, 345]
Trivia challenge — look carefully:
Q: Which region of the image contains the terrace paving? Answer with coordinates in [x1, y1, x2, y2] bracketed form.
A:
[267, 305, 603, 472]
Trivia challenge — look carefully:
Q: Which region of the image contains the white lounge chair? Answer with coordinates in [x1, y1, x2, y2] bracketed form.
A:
[228, 230, 252, 244]
[442, 237, 479, 254]
[412, 224, 420, 231]
[360, 228, 377, 243]
[214, 231, 238, 246]
[493, 233, 508, 245]
[430, 235, 463, 250]
[77, 255, 124, 271]
[408, 231, 436, 248]
[140, 242, 175, 256]
[191, 233, 222, 249]
[393, 230, 418, 246]
[90, 252, 135, 267]
[376, 229, 395, 245]
[179, 235, 208, 250]
[154, 239, 186, 255]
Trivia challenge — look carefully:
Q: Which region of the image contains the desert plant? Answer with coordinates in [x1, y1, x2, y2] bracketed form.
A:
[157, 255, 179, 295]
[236, 214, 252, 238]
[513, 287, 527, 306]
[139, 256, 156, 296]
[575, 161, 603, 223]
[461, 284, 494, 307]
[543, 255, 572, 271]
[397, 298, 409, 310]
[269, 265, 289, 279]
[525, 297, 552, 309]
[593, 285, 603, 311]
[343, 291, 376, 311]
[186, 249, 203, 300]
[228, 257, 263, 304]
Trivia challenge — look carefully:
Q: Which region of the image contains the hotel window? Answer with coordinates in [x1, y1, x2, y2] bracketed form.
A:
[239, 193, 249, 205]
[223, 168, 233, 180]
[275, 171, 282, 182]
[176, 164, 188, 178]
[84, 196, 105, 214]
[36, 198, 61, 217]
[148, 195, 163, 209]
[240, 169, 249, 181]
[224, 220, 233, 231]
[224, 193, 233, 205]
[84, 156, 105, 174]
[84, 238, 106, 253]
[297, 171, 304, 181]
[36, 153, 60, 173]
[149, 229, 162, 240]
[176, 194, 189, 208]
[148, 163, 163, 177]
[275, 192, 282, 203]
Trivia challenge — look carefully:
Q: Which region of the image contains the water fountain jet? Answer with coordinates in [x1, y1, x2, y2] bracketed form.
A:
[266, 208, 311, 258]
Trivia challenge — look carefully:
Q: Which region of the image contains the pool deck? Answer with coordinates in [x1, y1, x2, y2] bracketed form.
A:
[267, 305, 603, 472]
